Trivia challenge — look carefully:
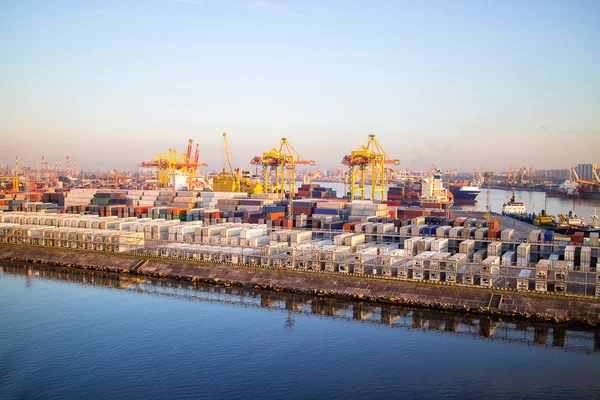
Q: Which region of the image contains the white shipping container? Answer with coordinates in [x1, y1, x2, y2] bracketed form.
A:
[517, 256, 529, 267]
[564, 245, 576, 261]
[459, 239, 475, 254]
[581, 246, 591, 262]
[487, 241, 502, 256]
[517, 243, 531, 257]
[502, 251, 516, 266]
[473, 249, 488, 264]
[528, 230, 542, 243]
[449, 227, 463, 238]
[431, 238, 449, 252]
[501, 229, 515, 242]
[435, 226, 451, 238]
[417, 237, 435, 252]
[399, 225, 412, 236]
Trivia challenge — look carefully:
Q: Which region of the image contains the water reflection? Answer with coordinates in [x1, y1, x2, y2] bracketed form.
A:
[2, 261, 599, 354]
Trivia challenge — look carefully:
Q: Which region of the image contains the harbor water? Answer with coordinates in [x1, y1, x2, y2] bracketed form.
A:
[318, 182, 599, 223]
[1, 262, 600, 400]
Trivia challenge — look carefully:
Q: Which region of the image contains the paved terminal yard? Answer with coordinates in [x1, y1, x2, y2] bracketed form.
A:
[452, 211, 563, 239]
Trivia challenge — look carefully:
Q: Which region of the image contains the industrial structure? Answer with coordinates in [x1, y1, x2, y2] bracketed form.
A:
[141, 139, 207, 189]
[342, 134, 400, 200]
[251, 138, 315, 198]
[212, 133, 262, 194]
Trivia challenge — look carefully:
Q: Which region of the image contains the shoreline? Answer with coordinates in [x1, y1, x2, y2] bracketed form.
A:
[1, 244, 599, 328]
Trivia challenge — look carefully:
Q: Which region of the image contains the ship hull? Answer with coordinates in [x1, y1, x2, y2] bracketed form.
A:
[453, 198, 478, 205]
[544, 189, 577, 199]
[579, 192, 600, 200]
[449, 187, 480, 205]
[551, 226, 600, 237]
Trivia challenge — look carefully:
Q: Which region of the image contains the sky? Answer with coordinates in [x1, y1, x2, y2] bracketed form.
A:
[1, 0, 599, 173]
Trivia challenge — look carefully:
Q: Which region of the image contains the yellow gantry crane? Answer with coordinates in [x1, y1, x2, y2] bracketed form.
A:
[341, 134, 399, 200]
[0, 176, 19, 191]
[251, 138, 315, 198]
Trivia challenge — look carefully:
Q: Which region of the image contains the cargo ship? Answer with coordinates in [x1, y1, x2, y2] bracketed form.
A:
[387, 169, 453, 209]
[578, 185, 600, 200]
[544, 180, 578, 199]
[448, 183, 480, 205]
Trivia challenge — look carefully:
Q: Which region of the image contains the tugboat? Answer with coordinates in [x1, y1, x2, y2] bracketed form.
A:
[502, 189, 535, 224]
[502, 189, 527, 215]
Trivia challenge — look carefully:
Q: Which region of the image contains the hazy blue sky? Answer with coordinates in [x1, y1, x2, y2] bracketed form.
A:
[1, 0, 599, 172]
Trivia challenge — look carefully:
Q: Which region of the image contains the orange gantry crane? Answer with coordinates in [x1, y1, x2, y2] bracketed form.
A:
[141, 139, 207, 188]
[251, 138, 315, 198]
[342, 134, 399, 200]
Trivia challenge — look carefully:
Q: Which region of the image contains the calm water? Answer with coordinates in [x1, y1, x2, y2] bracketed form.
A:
[319, 182, 600, 223]
[1, 262, 600, 399]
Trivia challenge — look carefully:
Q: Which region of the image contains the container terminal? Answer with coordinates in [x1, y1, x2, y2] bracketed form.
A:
[1, 135, 599, 303]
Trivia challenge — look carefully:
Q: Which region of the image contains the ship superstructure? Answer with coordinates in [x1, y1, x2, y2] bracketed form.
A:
[502, 190, 526, 215]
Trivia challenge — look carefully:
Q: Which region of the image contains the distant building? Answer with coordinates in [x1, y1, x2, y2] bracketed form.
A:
[532, 169, 570, 181]
[576, 163, 599, 181]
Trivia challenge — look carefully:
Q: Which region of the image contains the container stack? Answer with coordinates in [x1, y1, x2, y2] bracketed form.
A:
[502, 251, 516, 266]
[296, 184, 337, 199]
[201, 192, 249, 209]
[64, 189, 97, 207]
[459, 239, 475, 257]
[500, 229, 515, 242]
[428, 252, 451, 282]
[590, 232, 599, 247]
[554, 261, 568, 292]
[535, 259, 551, 292]
[580, 246, 591, 272]
[564, 245, 576, 270]
[516, 269, 531, 290]
[473, 249, 488, 264]
[517, 243, 531, 267]
[445, 253, 467, 283]
[403, 237, 419, 256]
[487, 241, 502, 257]
[481, 256, 501, 287]
[596, 266, 600, 297]
[348, 201, 388, 222]
[527, 230, 542, 243]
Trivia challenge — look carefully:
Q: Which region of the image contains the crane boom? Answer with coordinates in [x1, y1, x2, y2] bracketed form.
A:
[223, 133, 235, 175]
[193, 144, 199, 173]
[593, 167, 600, 184]
[185, 139, 193, 163]
[571, 167, 580, 181]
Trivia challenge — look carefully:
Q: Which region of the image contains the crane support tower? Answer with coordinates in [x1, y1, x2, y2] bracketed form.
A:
[342, 134, 399, 200]
[251, 138, 314, 198]
[483, 172, 497, 224]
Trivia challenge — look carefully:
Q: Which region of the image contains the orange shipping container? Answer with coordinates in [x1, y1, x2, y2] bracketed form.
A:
[267, 212, 285, 220]
[343, 221, 360, 232]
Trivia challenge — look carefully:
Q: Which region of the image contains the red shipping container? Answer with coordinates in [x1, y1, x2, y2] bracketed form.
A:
[487, 228, 501, 239]
[343, 221, 360, 232]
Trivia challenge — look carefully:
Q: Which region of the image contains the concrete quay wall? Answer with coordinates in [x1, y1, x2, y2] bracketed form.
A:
[1, 244, 599, 327]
